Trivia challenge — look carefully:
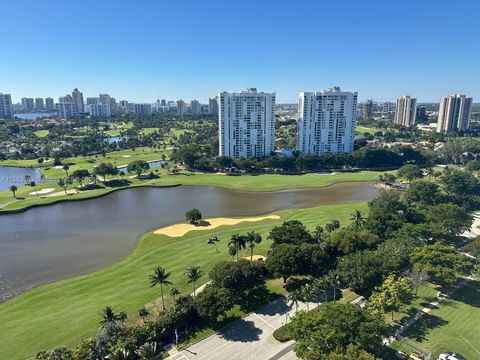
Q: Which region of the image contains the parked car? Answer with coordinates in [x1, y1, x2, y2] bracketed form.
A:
[438, 353, 466, 360]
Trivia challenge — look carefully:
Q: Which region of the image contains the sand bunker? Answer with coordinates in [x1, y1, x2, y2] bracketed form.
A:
[45, 189, 79, 197]
[154, 215, 280, 237]
[28, 188, 55, 195]
[122, 155, 131, 158]
[245, 255, 266, 261]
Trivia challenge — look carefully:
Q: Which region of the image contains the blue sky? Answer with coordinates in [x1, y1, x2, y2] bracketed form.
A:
[1, 0, 479, 103]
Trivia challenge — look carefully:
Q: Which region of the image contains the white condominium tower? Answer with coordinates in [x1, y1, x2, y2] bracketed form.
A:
[395, 96, 417, 126]
[71, 88, 84, 114]
[437, 94, 473, 132]
[297, 87, 357, 155]
[219, 88, 275, 159]
[0, 93, 13, 119]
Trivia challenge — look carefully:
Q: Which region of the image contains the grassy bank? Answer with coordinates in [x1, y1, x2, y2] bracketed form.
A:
[0, 201, 368, 360]
[0, 170, 385, 212]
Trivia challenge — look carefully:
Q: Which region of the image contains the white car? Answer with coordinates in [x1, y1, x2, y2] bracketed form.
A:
[438, 353, 466, 360]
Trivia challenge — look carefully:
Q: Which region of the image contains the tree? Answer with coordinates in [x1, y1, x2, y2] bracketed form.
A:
[265, 244, 308, 282]
[135, 342, 162, 360]
[287, 289, 302, 312]
[185, 208, 202, 224]
[425, 167, 435, 180]
[63, 164, 70, 177]
[368, 275, 413, 320]
[30, 181, 39, 197]
[149, 266, 173, 311]
[365, 190, 408, 238]
[228, 234, 246, 260]
[288, 302, 387, 359]
[404, 180, 441, 207]
[407, 269, 426, 296]
[71, 169, 90, 188]
[327, 269, 341, 301]
[57, 177, 71, 195]
[138, 307, 150, 323]
[326, 228, 379, 255]
[246, 231, 262, 260]
[411, 244, 474, 288]
[336, 250, 383, 294]
[24, 174, 31, 185]
[118, 311, 128, 325]
[99, 306, 120, 328]
[349, 210, 366, 229]
[424, 203, 472, 240]
[94, 162, 118, 182]
[195, 286, 234, 321]
[185, 266, 203, 298]
[268, 220, 313, 246]
[9, 185, 17, 199]
[397, 164, 423, 183]
[169, 287, 180, 302]
[209, 260, 264, 297]
[127, 160, 150, 177]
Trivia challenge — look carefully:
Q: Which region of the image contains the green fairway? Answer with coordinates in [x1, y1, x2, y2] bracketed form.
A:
[0, 170, 384, 211]
[395, 279, 480, 359]
[356, 125, 379, 135]
[34, 129, 49, 137]
[0, 201, 368, 360]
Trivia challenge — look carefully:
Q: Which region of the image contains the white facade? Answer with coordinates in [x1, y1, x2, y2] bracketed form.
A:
[45, 97, 55, 111]
[21, 97, 35, 111]
[57, 96, 77, 119]
[395, 96, 417, 126]
[0, 93, 13, 118]
[86, 103, 111, 117]
[219, 88, 275, 159]
[177, 100, 186, 115]
[190, 99, 201, 116]
[35, 97, 45, 110]
[297, 87, 357, 155]
[437, 94, 473, 132]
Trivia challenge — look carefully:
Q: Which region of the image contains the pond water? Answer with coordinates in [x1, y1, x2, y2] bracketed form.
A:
[0, 166, 44, 191]
[0, 182, 378, 300]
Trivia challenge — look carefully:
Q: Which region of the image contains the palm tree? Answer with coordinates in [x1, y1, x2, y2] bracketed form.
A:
[149, 266, 172, 311]
[30, 181, 39, 197]
[314, 277, 329, 303]
[301, 283, 314, 311]
[228, 245, 237, 261]
[63, 164, 69, 177]
[138, 307, 150, 323]
[246, 231, 262, 260]
[99, 306, 120, 328]
[9, 185, 18, 199]
[135, 342, 162, 360]
[349, 210, 366, 229]
[118, 311, 127, 326]
[228, 234, 246, 261]
[327, 270, 341, 301]
[24, 175, 31, 185]
[186, 266, 203, 298]
[287, 289, 302, 312]
[169, 287, 180, 303]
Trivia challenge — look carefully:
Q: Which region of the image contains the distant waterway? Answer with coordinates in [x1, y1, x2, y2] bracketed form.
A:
[0, 166, 44, 191]
[13, 112, 56, 120]
[0, 181, 378, 300]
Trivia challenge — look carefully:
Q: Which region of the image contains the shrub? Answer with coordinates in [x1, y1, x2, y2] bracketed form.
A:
[273, 325, 291, 342]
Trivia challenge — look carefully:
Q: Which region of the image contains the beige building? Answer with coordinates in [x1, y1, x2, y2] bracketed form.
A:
[437, 94, 472, 132]
[395, 96, 417, 126]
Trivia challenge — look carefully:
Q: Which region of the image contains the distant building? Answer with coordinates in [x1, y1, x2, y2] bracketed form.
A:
[21, 97, 35, 111]
[190, 99, 201, 116]
[99, 94, 117, 113]
[57, 96, 77, 119]
[0, 93, 13, 118]
[45, 97, 55, 111]
[161, 99, 167, 106]
[71, 88, 85, 113]
[395, 96, 417, 126]
[132, 103, 152, 116]
[209, 97, 218, 116]
[86, 97, 100, 105]
[86, 103, 111, 117]
[35, 97, 45, 110]
[382, 101, 396, 113]
[177, 100, 186, 115]
[297, 87, 357, 155]
[219, 88, 275, 159]
[437, 94, 473, 132]
[360, 99, 374, 119]
[416, 106, 428, 122]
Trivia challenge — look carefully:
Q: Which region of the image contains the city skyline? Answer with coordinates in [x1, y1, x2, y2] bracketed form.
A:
[2, 0, 480, 103]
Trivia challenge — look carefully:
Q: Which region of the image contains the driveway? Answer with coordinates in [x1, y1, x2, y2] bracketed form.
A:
[168, 297, 317, 360]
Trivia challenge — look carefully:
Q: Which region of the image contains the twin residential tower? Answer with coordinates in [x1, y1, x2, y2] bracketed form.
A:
[219, 87, 357, 159]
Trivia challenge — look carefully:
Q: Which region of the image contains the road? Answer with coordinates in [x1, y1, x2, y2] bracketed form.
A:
[168, 297, 318, 360]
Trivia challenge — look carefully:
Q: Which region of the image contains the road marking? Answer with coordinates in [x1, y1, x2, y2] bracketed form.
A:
[252, 313, 277, 330]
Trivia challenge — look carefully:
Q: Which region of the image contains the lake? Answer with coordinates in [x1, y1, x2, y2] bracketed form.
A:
[0, 182, 378, 300]
[0, 166, 44, 191]
[14, 112, 56, 120]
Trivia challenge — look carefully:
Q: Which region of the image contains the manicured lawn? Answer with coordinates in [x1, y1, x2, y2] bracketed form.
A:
[34, 129, 49, 137]
[0, 201, 368, 360]
[392, 279, 480, 359]
[356, 126, 379, 135]
[0, 169, 385, 211]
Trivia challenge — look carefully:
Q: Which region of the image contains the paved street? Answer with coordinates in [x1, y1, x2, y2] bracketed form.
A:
[168, 297, 318, 360]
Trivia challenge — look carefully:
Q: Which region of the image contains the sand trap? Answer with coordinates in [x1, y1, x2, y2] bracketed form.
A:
[45, 189, 79, 197]
[54, 165, 63, 169]
[314, 172, 336, 175]
[28, 188, 55, 195]
[245, 255, 266, 261]
[154, 215, 280, 237]
[122, 155, 131, 158]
